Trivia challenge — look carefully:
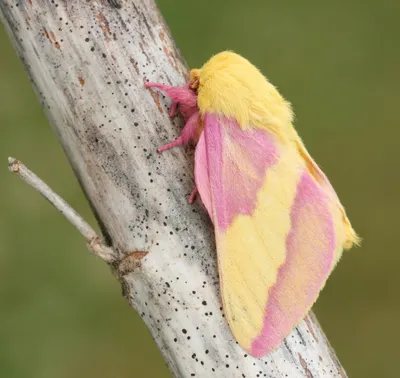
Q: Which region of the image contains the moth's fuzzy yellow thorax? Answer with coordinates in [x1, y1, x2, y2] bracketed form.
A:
[191, 51, 294, 136]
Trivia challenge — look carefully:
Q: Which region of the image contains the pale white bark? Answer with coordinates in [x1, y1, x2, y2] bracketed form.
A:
[1, 1, 347, 377]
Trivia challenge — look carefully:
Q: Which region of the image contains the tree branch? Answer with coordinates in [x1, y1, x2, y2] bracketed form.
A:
[8, 157, 116, 263]
[1, 1, 347, 377]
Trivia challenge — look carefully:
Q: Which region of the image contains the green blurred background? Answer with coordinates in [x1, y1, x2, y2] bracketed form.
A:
[1, 0, 398, 377]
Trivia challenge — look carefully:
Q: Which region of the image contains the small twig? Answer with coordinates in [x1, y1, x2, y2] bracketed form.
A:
[8, 157, 116, 263]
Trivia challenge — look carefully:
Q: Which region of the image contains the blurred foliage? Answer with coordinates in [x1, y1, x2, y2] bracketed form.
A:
[1, 0, 399, 377]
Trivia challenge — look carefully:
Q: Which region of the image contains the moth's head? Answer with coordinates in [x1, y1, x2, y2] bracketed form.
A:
[189, 51, 248, 91]
[189, 51, 293, 131]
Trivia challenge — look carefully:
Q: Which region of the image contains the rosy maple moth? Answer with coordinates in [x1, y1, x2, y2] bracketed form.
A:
[145, 51, 360, 357]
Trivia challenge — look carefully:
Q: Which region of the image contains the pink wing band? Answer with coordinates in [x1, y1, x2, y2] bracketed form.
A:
[195, 113, 278, 231]
[250, 171, 335, 357]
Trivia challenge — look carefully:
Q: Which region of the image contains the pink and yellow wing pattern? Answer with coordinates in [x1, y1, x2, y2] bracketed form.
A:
[195, 113, 341, 357]
[145, 51, 358, 357]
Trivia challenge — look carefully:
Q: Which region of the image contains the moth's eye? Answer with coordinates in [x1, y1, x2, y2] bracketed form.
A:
[190, 78, 200, 90]
[189, 69, 201, 90]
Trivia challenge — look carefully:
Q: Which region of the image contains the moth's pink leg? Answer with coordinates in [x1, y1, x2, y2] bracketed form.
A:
[169, 82, 191, 117]
[188, 187, 198, 204]
[145, 82, 192, 117]
[157, 112, 200, 153]
[146, 82, 200, 203]
[169, 101, 178, 117]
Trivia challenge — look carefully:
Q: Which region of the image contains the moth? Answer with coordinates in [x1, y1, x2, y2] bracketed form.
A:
[145, 51, 359, 357]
